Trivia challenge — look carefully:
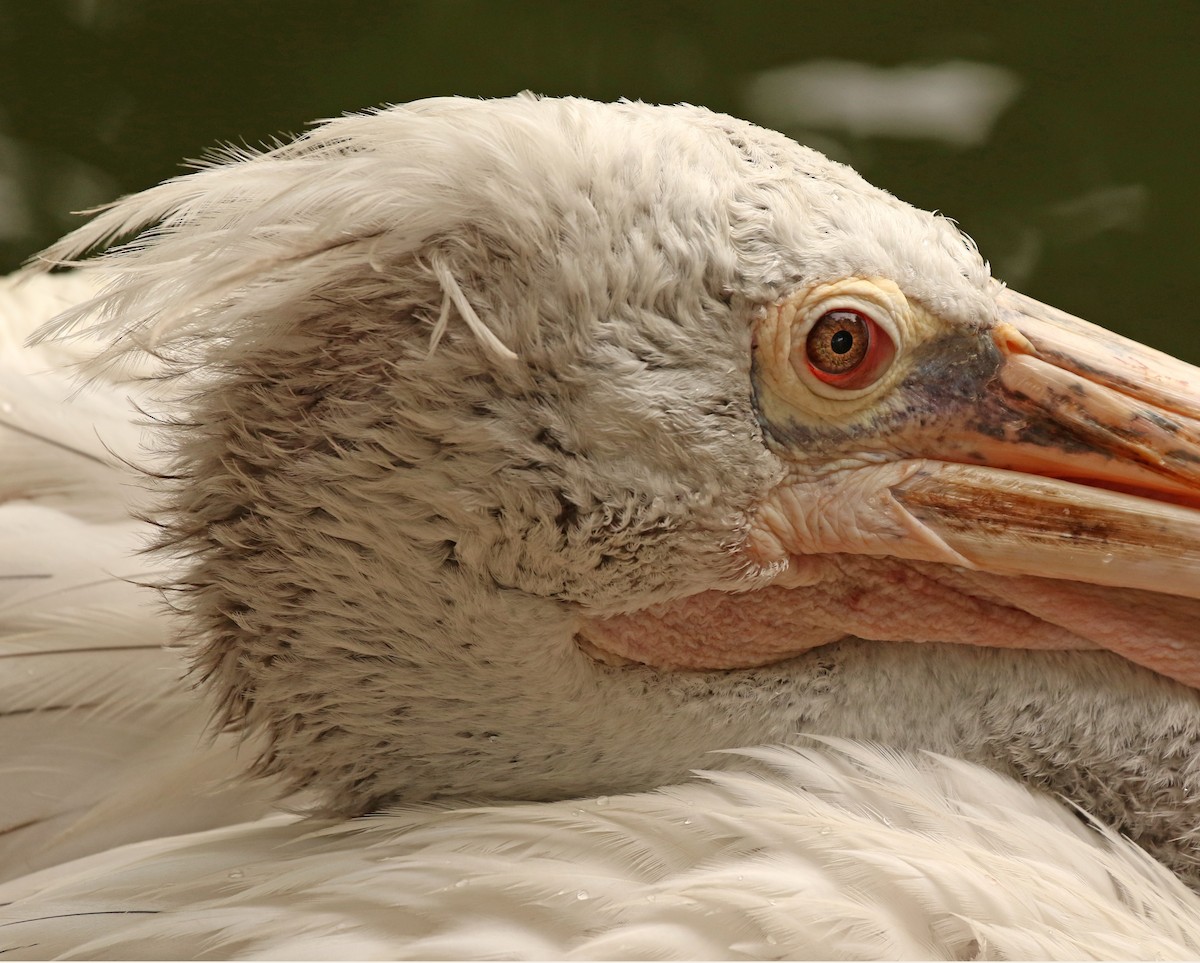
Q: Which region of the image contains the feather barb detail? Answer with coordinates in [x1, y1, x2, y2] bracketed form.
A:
[430, 258, 518, 366]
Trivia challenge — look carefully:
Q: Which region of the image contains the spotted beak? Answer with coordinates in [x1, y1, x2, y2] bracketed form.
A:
[894, 289, 1200, 601]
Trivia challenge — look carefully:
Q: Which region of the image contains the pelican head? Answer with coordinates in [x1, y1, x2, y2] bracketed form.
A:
[42, 95, 1200, 881]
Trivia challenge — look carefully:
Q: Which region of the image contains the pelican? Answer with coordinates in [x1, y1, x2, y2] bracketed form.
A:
[3, 94, 1200, 959]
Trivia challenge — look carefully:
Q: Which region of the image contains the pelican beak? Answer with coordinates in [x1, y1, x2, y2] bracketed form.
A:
[739, 284, 1200, 685]
[856, 288, 1200, 684]
[891, 289, 1200, 599]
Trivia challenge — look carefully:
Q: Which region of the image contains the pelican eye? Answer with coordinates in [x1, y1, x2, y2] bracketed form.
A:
[800, 308, 895, 390]
[807, 311, 868, 373]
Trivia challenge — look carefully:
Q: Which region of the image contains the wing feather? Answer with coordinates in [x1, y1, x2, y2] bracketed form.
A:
[0, 273, 276, 882]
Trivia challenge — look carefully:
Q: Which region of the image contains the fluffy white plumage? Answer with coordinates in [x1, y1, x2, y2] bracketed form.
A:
[5, 742, 1200, 960]
[4, 96, 1200, 959]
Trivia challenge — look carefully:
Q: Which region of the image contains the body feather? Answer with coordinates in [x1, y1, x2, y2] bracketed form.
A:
[3, 744, 1200, 960]
[0, 273, 274, 883]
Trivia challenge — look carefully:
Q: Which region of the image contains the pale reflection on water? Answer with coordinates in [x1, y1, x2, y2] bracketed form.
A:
[743, 60, 1020, 147]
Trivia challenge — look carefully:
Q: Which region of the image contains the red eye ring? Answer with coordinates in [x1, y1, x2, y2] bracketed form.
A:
[797, 308, 895, 390]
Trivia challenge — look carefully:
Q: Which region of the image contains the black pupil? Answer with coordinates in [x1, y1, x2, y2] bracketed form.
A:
[830, 329, 855, 355]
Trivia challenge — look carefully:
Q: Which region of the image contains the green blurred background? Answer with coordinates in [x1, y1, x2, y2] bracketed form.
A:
[1, 0, 1196, 360]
